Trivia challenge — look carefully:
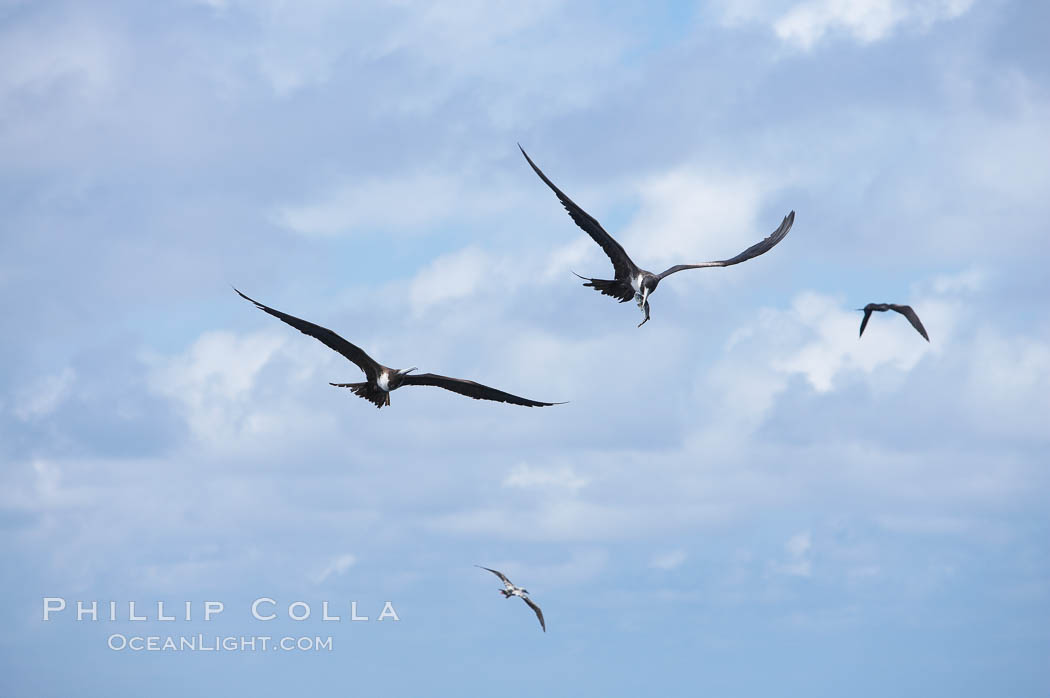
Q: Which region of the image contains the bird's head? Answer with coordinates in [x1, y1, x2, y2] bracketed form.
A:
[389, 367, 417, 388]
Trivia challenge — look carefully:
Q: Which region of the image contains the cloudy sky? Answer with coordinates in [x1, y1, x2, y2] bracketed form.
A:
[2, 0, 1048, 695]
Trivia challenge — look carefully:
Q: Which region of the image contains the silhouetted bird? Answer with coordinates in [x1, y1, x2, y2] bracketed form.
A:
[858, 303, 929, 342]
[235, 289, 563, 408]
[476, 565, 545, 632]
[519, 145, 794, 327]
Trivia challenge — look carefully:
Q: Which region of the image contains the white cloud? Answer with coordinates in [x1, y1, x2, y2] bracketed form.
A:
[712, 269, 988, 405]
[150, 329, 284, 403]
[720, 0, 976, 50]
[146, 330, 293, 446]
[409, 247, 499, 316]
[696, 287, 936, 435]
[769, 291, 933, 393]
[619, 169, 775, 272]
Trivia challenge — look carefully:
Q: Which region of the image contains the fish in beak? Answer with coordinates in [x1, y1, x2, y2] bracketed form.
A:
[637, 288, 650, 327]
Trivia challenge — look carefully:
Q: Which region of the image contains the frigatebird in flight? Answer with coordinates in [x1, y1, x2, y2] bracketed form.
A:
[858, 303, 929, 342]
[476, 565, 545, 632]
[235, 289, 562, 409]
[519, 145, 795, 327]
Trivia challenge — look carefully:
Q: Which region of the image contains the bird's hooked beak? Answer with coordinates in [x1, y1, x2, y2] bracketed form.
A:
[398, 367, 418, 375]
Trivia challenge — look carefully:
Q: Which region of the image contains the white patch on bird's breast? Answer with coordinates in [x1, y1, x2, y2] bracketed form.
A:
[632, 274, 644, 292]
[378, 372, 391, 391]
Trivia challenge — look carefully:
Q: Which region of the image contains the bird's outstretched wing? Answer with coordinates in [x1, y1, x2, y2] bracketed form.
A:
[890, 304, 930, 341]
[859, 308, 874, 337]
[476, 565, 513, 586]
[234, 288, 382, 382]
[401, 373, 562, 407]
[519, 145, 637, 280]
[656, 211, 795, 279]
[522, 596, 546, 632]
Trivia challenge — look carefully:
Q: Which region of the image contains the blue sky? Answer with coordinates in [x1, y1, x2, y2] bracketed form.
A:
[1, 0, 1048, 695]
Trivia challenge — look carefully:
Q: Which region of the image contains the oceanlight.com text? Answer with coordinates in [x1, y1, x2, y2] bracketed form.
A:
[107, 634, 333, 652]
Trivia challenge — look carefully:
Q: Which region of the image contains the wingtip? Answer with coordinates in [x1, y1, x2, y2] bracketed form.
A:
[233, 287, 266, 310]
[517, 143, 539, 169]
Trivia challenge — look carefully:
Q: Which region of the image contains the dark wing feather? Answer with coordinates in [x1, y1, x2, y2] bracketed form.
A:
[859, 308, 873, 337]
[890, 304, 930, 341]
[522, 596, 546, 632]
[235, 288, 381, 381]
[401, 373, 561, 407]
[657, 210, 795, 279]
[519, 145, 637, 280]
[476, 565, 512, 585]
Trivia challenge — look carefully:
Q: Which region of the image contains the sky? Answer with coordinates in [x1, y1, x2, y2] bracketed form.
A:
[1, 0, 1048, 695]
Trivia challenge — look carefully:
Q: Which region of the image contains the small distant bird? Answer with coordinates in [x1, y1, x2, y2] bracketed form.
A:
[476, 565, 545, 632]
[235, 289, 562, 408]
[519, 145, 794, 327]
[857, 303, 930, 342]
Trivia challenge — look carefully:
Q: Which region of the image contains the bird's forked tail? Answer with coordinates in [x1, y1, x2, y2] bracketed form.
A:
[571, 271, 634, 303]
[330, 381, 389, 408]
